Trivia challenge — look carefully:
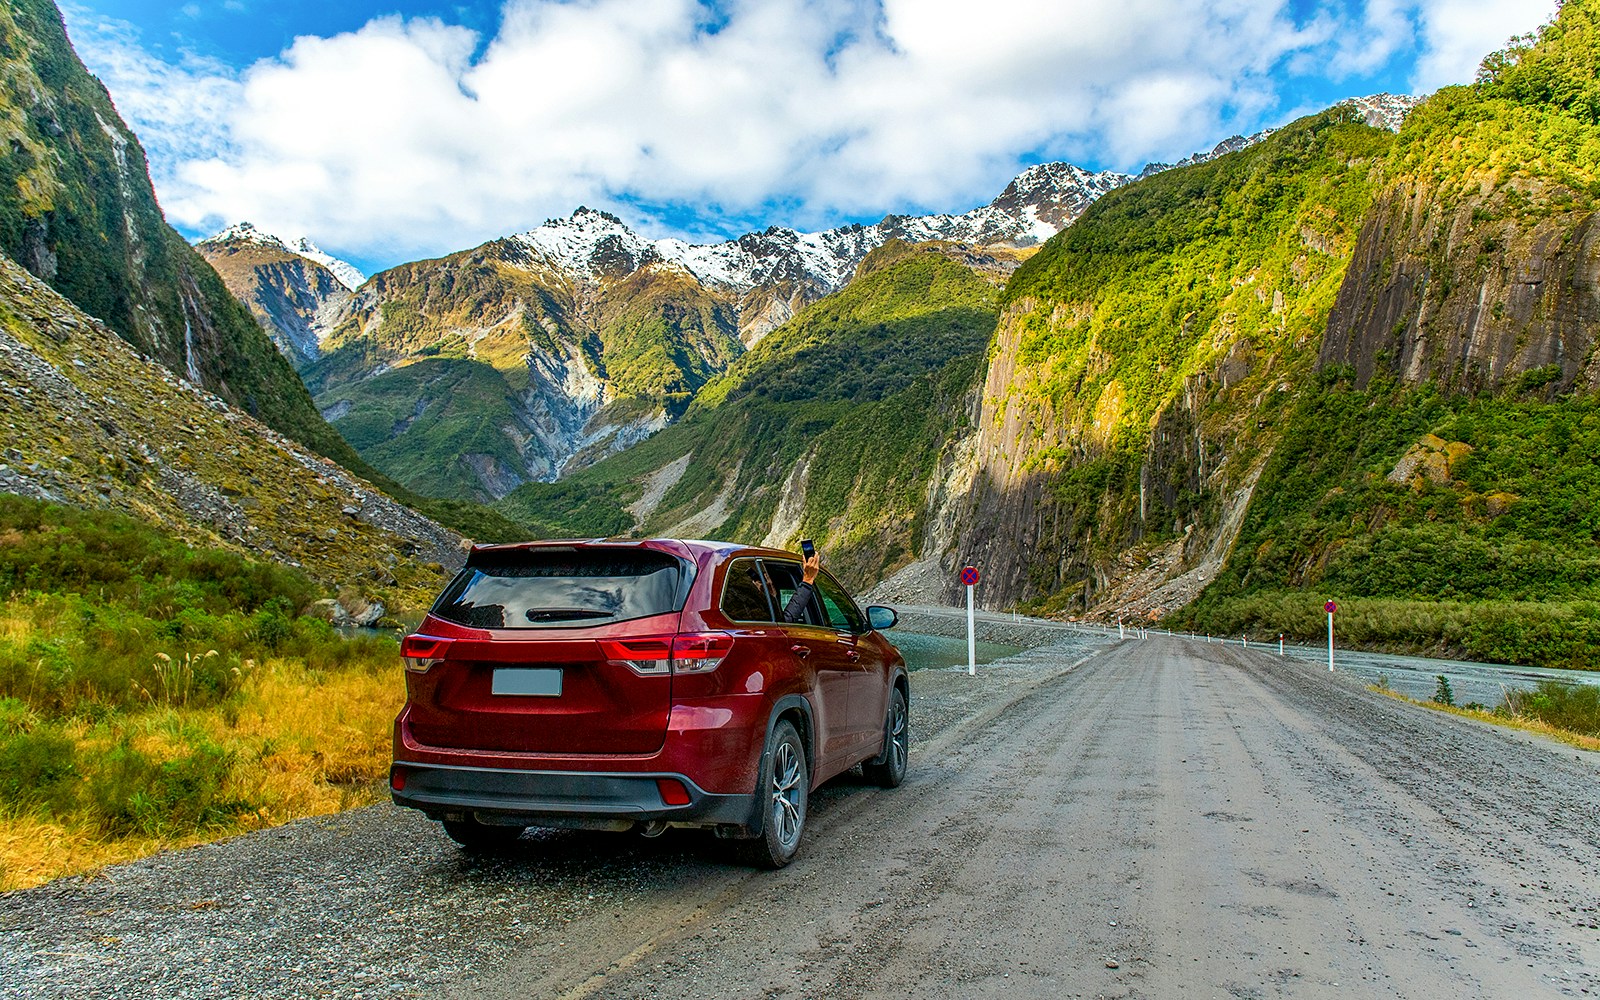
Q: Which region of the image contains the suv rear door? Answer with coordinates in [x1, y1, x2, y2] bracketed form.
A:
[403, 546, 691, 755]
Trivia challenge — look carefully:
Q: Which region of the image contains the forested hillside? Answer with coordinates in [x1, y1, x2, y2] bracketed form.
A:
[1177, 0, 1600, 666]
[959, 108, 1393, 614]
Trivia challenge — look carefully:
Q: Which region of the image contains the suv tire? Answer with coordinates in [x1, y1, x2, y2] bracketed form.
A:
[862, 687, 908, 788]
[743, 720, 808, 869]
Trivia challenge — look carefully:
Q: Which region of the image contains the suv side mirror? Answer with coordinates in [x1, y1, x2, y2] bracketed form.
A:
[866, 605, 898, 631]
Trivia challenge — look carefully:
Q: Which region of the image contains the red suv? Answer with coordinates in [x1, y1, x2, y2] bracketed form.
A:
[389, 539, 908, 867]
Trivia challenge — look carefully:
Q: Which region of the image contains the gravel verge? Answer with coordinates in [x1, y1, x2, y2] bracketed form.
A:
[889, 604, 1114, 649]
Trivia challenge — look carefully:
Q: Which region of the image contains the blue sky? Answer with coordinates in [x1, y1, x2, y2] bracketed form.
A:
[62, 0, 1559, 276]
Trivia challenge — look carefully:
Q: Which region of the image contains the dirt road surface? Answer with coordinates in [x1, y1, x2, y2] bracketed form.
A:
[2, 637, 1596, 998]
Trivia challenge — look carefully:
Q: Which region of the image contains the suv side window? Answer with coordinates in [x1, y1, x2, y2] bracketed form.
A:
[720, 558, 776, 622]
[763, 560, 823, 626]
[814, 573, 866, 632]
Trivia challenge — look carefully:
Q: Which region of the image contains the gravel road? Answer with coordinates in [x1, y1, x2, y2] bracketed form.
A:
[2, 635, 1596, 998]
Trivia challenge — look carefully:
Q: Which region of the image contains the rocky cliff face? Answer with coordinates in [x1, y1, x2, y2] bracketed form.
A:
[300, 236, 742, 501]
[1318, 25, 1600, 398]
[944, 108, 1393, 615]
[1321, 177, 1600, 395]
[198, 224, 358, 369]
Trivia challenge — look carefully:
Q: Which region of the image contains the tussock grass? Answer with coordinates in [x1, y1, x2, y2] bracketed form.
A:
[0, 497, 407, 892]
[0, 654, 399, 891]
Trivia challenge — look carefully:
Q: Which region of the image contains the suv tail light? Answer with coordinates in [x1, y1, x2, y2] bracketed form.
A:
[401, 635, 453, 673]
[598, 637, 674, 675]
[598, 632, 734, 676]
[670, 632, 735, 674]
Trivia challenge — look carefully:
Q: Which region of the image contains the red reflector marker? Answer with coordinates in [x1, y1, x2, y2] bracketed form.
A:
[656, 778, 691, 806]
[390, 767, 407, 791]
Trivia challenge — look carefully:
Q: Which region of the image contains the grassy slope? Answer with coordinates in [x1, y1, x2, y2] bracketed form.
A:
[0, 495, 401, 891]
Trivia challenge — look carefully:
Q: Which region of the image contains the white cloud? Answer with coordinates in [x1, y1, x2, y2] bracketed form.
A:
[1410, 0, 1561, 92]
[62, 0, 1565, 269]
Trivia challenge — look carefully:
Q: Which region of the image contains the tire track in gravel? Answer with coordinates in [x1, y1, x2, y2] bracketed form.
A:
[1210, 641, 1600, 994]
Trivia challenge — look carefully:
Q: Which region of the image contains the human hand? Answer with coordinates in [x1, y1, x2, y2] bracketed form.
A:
[802, 552, 820, 584]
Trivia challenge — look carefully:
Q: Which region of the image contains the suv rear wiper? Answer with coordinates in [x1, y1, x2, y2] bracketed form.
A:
[523, 608, 617, 623]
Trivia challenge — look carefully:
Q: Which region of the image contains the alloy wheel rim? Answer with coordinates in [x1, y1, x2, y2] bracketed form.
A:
[771, 741, 804, 849]
[889, 699, 908, 775]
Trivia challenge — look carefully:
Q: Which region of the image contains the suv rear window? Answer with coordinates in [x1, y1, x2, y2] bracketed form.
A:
[431, 549, 690, 629]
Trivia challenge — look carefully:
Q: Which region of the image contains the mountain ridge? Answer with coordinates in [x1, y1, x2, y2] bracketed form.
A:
[198, 94, 1418, 503]
[204, 92, 1420, 358]
[0, 0, 368, 470]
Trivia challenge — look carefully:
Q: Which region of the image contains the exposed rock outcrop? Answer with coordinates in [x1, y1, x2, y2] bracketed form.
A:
[1320, 180, 1600, 394]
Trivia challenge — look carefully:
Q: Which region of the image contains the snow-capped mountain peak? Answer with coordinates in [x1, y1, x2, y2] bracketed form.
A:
[199, 222, 366, 291]
[1338, 92, 1423, 132]
[285, 237, 366, 292]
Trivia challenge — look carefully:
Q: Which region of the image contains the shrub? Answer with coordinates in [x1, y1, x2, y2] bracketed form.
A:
[85, 735, 246, 837]
[1507, 680, 1600, 736]
[0, 700, 79, 814]
[1433, 675, 1456, 706]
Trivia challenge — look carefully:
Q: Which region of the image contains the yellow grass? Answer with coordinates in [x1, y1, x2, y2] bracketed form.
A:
[0, 656, 404, 892]
[1372, 686, 1600, 752]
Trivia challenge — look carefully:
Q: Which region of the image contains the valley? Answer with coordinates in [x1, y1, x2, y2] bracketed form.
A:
[0, 0, 1598, 911]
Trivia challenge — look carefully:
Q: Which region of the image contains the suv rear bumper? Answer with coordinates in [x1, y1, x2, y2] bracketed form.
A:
[389, 761, 757, 830]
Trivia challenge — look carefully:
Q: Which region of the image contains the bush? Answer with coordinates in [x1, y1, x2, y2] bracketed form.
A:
[1433, 675, 1455, 706]
[85, 735, 247, 837]
[0, 700, 79, 814]
[0, 495, 318, 617]
[1507, 680, 1600, 736]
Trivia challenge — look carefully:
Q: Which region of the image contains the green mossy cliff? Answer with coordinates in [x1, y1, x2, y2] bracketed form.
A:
[960, 110, 1392, 612]
[1174, 0, 1600, 666]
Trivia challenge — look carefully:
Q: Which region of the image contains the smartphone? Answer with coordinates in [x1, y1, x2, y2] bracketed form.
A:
[800, 538, 815, 560]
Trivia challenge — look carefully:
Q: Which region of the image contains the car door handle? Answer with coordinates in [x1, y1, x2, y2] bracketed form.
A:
[789, 644, 811, 658]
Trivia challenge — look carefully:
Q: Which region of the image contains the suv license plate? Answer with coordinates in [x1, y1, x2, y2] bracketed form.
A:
[491, 668, 562, 697]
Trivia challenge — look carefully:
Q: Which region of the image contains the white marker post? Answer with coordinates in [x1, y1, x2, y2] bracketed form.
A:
[961, 566, 980, 676]
[1325, 600, 1338, 671]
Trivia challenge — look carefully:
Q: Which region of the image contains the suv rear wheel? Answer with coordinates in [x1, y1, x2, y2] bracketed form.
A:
[743, 720, 808, 869]
[441, 817, 525, 851]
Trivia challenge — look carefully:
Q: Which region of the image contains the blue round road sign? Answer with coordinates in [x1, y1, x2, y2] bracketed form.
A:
[1325, 600, 1338, 614]
[960, 566, 980, 586]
